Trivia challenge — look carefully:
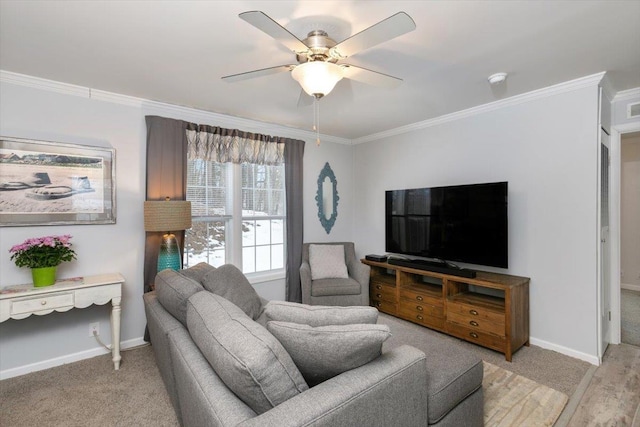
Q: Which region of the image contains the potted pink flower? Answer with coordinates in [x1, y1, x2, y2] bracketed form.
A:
[9, 235, 77, 287]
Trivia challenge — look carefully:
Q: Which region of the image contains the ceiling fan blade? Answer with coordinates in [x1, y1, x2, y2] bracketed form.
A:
[239, 11, 309, 54]
[331, 12, 416, 59]
[222, 65, 295, 83]
[342, 65, 403, 89]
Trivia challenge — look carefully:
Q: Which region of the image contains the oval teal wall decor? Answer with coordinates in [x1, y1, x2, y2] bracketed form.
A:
[315, 162, 339, 234]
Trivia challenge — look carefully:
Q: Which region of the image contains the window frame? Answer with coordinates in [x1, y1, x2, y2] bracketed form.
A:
[185, 160, 286, 282]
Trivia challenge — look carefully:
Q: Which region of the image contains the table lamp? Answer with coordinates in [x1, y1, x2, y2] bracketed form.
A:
[144, 198, 192, 271]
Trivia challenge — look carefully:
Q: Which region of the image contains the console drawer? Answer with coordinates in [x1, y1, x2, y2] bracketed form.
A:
[400, 288, 442, 307]
[445, 321, 506, 353]
[372, 299, 397, 316]
[400, 309, 445, 330]
[398, 300, 443, 319]
[11, 292, 74, 316]
[370, 282, 396, 302]
[447, 311, 504, 337]
[448, 300, 504, 325]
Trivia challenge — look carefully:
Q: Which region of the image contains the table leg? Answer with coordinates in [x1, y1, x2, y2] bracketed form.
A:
[111, 296, 122, 370]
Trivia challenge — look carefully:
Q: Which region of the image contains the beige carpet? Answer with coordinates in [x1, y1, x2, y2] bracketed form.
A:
[1, 345, 573, 426]
[484, 361, 569, 427]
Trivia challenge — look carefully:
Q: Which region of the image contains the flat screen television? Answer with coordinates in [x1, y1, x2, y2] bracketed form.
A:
[385, 181, 508, 268]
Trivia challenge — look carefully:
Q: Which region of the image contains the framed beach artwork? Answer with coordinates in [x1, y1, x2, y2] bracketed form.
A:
[0, 137, 116, 226]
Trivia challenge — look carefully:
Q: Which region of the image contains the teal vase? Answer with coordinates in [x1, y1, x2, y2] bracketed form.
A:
[32, 266, 57, 287]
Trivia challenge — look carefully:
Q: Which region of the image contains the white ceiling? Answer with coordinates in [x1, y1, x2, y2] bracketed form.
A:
[1, 1, 639, 140]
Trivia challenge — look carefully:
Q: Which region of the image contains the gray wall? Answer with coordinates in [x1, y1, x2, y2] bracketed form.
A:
[352, 85, 601, 361]
[0, 76, 355, 376]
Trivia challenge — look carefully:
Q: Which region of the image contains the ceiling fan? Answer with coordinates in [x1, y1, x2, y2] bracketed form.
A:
[222, 11, 416, 101]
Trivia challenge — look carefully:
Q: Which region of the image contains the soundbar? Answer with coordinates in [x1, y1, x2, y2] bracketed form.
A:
[387, 258, 476, 278]
[365, 254, 388, 262]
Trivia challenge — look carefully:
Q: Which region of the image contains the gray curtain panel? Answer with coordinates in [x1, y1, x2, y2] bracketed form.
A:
[144, 116, 194, 293]
[146, 117, 306, 303]
[284, 139, 305, 303]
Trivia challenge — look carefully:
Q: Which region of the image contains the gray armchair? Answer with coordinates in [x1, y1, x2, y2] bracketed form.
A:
[300, 242, 370, 306]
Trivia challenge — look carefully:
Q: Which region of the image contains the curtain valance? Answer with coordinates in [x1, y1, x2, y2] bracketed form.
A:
[186, 125, 285, 165]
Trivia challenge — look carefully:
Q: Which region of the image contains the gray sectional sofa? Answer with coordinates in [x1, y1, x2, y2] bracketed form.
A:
[143, 262, 484, 426]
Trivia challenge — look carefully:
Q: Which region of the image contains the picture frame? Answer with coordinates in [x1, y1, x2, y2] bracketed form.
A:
[0, 136, 116, 226]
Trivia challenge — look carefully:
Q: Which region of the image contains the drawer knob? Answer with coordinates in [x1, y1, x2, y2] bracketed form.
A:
[376, 302, 382, 307]
[470, 320, 479, 327]
[41, 301, 47, 306]
[416, 296, 424, 302]
[417, 315, 424, 321]
[376, 294, 382, 298]
[470, 332, 479, 339]
[376, 285, 382, 290]
[416, 305, 423, 311]
[469, 309, 478, 316]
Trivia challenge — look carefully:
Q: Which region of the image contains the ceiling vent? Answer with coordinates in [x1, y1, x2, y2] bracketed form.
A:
[629, 102, 640, 119]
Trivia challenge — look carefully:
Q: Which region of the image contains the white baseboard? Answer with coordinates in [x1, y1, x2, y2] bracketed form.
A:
[0, 337, 147, 380]
[529, 337, 600, 366]
[622, 283, 640, 292]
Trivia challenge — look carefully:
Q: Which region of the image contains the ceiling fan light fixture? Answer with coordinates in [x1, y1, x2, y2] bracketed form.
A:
[292, 61, 344, 98]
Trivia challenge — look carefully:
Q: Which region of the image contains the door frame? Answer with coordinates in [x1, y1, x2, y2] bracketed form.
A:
[608, 121, 640, 346]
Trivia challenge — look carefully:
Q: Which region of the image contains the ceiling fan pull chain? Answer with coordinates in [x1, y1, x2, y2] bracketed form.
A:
[314, 96, 321, 146]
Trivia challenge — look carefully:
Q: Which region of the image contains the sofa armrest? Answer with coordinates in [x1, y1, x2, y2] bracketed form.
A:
[300, 261, 312, 304]
[238, 345, 428, 427]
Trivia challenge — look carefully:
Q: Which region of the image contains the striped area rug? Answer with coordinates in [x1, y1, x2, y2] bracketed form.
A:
[483, 361, 569, 426]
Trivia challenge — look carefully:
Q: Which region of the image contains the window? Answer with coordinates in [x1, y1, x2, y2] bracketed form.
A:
[184, 159, 286, 277]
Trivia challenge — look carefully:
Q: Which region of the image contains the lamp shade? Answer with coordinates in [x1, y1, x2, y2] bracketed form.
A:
[144, 200, 192, 232]
[291, 62, 344, 97]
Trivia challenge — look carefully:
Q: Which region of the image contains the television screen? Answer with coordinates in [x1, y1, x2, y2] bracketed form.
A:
[385, 182, 508, 268]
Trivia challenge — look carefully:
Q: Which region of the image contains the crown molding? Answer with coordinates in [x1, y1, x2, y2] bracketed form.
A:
[0, 70, 352, 146]
[353, 72, 607, 144]
[0, 70, 90, 98]
[599, 74, 615, 102]
[613, 87, 640, 103]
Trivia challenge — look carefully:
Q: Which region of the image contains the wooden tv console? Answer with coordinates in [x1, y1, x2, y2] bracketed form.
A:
[362, 259, 530, 361]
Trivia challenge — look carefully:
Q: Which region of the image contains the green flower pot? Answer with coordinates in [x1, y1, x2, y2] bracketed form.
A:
[31, 266, 57, 287]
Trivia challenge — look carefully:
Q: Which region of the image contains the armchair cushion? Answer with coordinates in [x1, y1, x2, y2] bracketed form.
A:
[201, 264, 262, 320]
[187, 292, 309, 414]
[266, 321, 391, 386]
[264, 301, 378, 326]
[311, 277, 361, 296]
[309, 244, 349, 280]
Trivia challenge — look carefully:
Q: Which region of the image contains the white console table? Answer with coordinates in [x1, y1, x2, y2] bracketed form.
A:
[0, 273, 124, 370]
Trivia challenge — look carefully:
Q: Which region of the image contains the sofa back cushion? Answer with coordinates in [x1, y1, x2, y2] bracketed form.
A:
[267, 321, 391, 386]
[179, 262, 216, 283]
[201, 264, 263, 320]
[187, 292, 308, 414]
[155, 269, 204, 326]
[264, 301, 378, 327]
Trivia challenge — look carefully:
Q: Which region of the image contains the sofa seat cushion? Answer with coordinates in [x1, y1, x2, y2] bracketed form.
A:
[264, 301, 378, 326]
[267, 321, 391, 386]
[155, 269, 204, 326]
[420, 338, 484, 424]
[187, 291, 308, 414]
[201, 264, 263, 320]
[311, 277, 361, 296]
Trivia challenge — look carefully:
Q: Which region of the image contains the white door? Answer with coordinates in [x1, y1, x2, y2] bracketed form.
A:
[598, 131, 611, 361]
